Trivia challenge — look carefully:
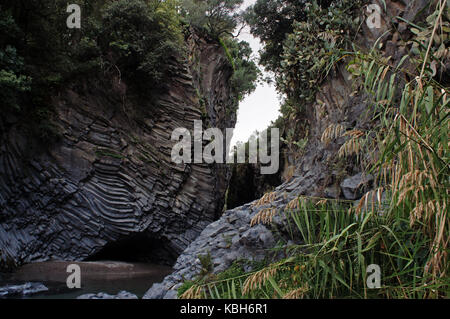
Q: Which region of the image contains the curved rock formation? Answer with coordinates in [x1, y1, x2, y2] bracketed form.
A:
[0, 33, 236, 270]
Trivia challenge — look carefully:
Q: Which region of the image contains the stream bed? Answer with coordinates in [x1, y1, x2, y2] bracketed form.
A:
[0, 261, 172, 299]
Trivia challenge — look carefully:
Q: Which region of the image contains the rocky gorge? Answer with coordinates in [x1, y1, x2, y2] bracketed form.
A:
[1, 0, 447, 300]
[143, 0, 435, 299]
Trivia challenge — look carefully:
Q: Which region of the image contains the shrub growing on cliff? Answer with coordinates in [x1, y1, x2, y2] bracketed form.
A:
[245, 0, 363, 163]
[98, 0, 184, 88]
[222, 38, 260, 101]
[278, 0, 363, 106]
[244, 0, 308, 75]
[0, 10, 31, 111]
[0, 0, 187, 140]
[244, 0, 334, 75]
[181, 0, 244, 38]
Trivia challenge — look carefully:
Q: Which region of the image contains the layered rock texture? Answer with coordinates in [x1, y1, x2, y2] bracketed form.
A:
[0, 34, 237, 270]
[0, 0, 431, 299]
[144, 0, 430, 298]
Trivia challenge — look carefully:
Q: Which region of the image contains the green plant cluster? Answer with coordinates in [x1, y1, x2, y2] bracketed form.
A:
[96, 0, 184, 88]
[1, 0, 260, 142]
[180, 0, 260, 103]
[180, 197, 448, 299]
[243, 0, 363, 160]
[0, 0, 185, 141]
[220, 38, 260, 102]
[0, 10, 31, 111]
[178, 259, 269, 299]
[181, 0, 243, 39]
[278, 0, 363, 109]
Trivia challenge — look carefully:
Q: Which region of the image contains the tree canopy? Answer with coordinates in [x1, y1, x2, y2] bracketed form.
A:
[0, 0, 259, 139]
[244, 0, 334, 74]
[181, 0, 244, 38]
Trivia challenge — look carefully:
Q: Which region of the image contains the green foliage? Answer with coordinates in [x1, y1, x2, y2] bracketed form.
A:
[0, 69, 31, 111]
[244, 0, 309, 74]
[177, 279, 196, 298]
[181, 0, 259, 103]
[0, 0, 186, 141]
[345, 0, 449, 282]
[198, 251, 214, 276]
[279, 0, 362, 105]
[181, 197, 448, 299]
[178, 259, 269, 299]
[220, 38, 260, 101]
[244, 0, 338, 74]
[1, 0, 256, 142]
[218, 38, 235, 69]
[181, 0, 243, 38]
[98, 0, 184, 87]
[246, 0, 363, 157]
[0, 11, 31, 110]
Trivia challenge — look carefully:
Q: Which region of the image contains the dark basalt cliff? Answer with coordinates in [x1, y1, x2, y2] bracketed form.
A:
[0, 33, 236, 270]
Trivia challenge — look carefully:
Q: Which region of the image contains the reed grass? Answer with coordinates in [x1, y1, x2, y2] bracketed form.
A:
[178, 0, 449, 299]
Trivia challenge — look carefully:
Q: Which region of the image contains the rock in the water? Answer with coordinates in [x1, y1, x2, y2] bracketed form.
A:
[77, 291, 138, 299]
[340, 173, 374, 200]
[0, 282, 48, 297]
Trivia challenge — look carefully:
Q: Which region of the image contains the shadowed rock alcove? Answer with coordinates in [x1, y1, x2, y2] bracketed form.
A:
[86, 233, 177, 266]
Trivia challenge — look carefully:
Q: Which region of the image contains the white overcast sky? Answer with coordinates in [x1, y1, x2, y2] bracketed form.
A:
[230, 0, 281, 147]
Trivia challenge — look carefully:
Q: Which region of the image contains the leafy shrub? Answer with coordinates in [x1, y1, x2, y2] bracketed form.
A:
[221, 38, 260, 101]
[278, 0, 363, 109]
[0, 11, 31, 110]
[181, 0, 244, 38]
[245, 0, 363, 160]
[0, 0, 187, 140]
[98, 0, 184, 88]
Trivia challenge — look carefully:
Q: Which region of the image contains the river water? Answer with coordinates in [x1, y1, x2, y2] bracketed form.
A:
[0, 261, 172, 299]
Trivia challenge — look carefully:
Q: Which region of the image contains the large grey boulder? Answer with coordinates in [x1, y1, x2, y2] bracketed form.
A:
[340, 173, 374, 200]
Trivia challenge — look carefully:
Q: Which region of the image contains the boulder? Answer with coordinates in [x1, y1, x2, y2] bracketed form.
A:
[340, 173, 374, 200]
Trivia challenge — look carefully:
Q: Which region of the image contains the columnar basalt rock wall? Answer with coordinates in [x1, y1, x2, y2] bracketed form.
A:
[0, 35, 236, 270]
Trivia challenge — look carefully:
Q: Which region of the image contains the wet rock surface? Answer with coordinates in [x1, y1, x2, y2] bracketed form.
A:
[1, 261, 172, 299]
[77, 291, 138, 299]
[0, 282, 48, 297]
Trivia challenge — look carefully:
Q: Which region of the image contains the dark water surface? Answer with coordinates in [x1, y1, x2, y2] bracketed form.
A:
[0, 261, 172, 299]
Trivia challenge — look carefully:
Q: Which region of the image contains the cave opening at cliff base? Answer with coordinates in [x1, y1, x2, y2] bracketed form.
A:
[86, 233, 177, 266]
